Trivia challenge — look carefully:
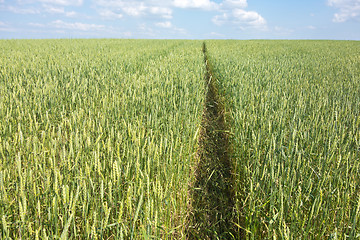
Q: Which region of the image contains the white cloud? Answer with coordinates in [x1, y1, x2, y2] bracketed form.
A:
[6, 5, 40, 14]
[99, 9, 123, 19]
[122, 3, 147, 16]
[155, 21, 172, 28]
[28, 22, 45, 27]
[43, 5, 65, 14]
[212, 13, 228, 25]
[40, 4, 79, 17]
[27, 20, 132, 36]
[3, 3, 80, 17]
[37, 0, 83, 6]
[0, 21, 5, 26]
[173, 0, 218, 10]
[221, 0, 247, 8]
[328, 0, 360, 22]
[152, 20, 187, 36]
[233, 9, 266, 27]
[211, 0, 266, 30]
[93, 0, 265, 33]
[16, 0, 82, 6]
[307, 25, 316, 30]
[65, 11, 77, 17]
[154, 21, 186, 34]
[328, 0, 358, 7]
[213, 8, 267, 30]
[149, 7, 172, 19]
[50, 20, 106, 31]
[138, 23, 155, 36]
[333, 7, 360, 22]
[95, 0, 173, 19]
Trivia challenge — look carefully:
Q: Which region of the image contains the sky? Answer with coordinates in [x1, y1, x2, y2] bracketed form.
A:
[0, 0, 359, 39]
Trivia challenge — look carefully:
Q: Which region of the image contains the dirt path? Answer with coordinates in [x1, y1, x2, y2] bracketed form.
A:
[186, 42, 240, 239]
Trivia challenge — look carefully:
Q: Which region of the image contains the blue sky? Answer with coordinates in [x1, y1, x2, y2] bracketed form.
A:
[0, 0, 359, 39]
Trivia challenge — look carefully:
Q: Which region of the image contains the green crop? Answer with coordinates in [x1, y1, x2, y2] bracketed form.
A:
[207, 40, 360, 239]
[1, 39, 359, 239]
[0, 39, 204, 239]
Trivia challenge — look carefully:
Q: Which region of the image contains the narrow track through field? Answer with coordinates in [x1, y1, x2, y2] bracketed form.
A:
[186, 42, 240, 239]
